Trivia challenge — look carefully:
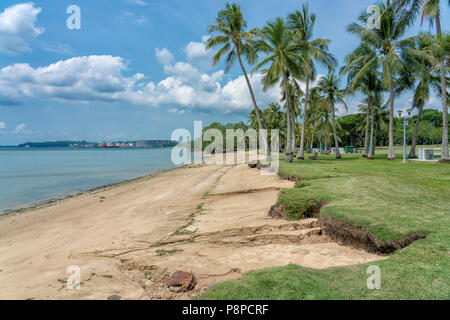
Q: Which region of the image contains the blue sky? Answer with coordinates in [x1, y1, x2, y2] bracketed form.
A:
[0, 0, 448, 145]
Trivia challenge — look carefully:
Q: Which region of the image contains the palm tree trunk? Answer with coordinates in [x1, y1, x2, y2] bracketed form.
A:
[283, 72, 293, 163]
[291, 111, 296, 155]
[237, 54, 271, 160]
[436, 14, 449, 161]
[298, 78, 310, 160]
[388, 84, 395, 160]
[289, 92, 296, 155]
[331, 102, 341, 158]
[286, 106, 293, 162]
[373, 126, 377, 154]
[409, 103, 424, 158]
[363, 101, 370, 157]
[310, 129, 314, 151]
[368, 104, 375, 159]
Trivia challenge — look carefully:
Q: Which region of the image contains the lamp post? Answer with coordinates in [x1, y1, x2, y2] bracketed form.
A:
[398, 109, 412, 164]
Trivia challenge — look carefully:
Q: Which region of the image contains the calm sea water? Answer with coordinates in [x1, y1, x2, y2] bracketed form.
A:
[0, 148, 178, 213]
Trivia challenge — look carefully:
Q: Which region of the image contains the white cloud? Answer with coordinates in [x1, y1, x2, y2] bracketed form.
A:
[185, 36, 215, 69]
[118, 9, 148, 26]
[125, 0, 148, 6]
[0, 3, 44, 55]
[12, 123, 30, 134]
[0, 122, 5, 129]
[155, 48, 174, 66]
[0, 49, 282, 113]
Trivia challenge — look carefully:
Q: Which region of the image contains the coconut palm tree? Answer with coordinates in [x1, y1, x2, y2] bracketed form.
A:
[281, 76, 303, 153]
[288, 4, 336, 160]
[347, 0, 420, 160]
[341, 41, 383, 157]
[206, 2, 271, 159]
[403, 0, 449, 160]
[317, 72, 348, 158]
[399, 35, 448, 157]
[264, 103, 287, 149]
[252, 17, 303, 163]
[357, 91, 385, 158]
[305, 87, 323, 151]
[372, 96, 391, 154]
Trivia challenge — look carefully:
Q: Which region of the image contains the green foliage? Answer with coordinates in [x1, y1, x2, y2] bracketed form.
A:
[337, 109, 448, 147]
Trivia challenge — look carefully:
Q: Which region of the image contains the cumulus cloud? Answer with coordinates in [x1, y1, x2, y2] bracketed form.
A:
[0, 122, 5, 129]
[185, 36, 215, 69]
[0, 3, 44, 55]
[0, 55, 135, 105]
[155, 48, 174, 66]
[0, 49, 281, 113]
[12, 123, 30, 134]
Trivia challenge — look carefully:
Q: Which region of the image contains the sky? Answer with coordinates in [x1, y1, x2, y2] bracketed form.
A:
[0, 0, 448, 145]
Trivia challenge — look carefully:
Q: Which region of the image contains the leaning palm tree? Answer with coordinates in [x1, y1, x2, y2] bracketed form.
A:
[288, 4, 336, 160]
[252, 17, 303, 163]
[347, 0, 419, 160]
[206, 2, 271, 159]
[317, 72, 348, 158]
[403, 0, 449, 160]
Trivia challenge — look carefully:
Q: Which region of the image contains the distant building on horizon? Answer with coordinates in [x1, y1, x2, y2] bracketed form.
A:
[136, 140, 177, 148]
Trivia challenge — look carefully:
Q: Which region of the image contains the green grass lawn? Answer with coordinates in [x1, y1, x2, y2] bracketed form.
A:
[201, 153, 450, 300]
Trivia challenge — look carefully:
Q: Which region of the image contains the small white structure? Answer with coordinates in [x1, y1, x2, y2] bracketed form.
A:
[418, 148, 435, 161]
[331, 147, 345, 154]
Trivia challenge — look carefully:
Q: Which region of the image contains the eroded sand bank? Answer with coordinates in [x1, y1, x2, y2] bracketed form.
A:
[0, 158, 384, 300]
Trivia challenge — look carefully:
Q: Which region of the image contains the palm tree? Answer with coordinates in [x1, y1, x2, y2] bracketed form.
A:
[317, 72, 348, 158]
[357, 91, 385, 158]
[348, 0, 419, 160]
[305, 87, 323, 151]
[399, 35, 447, 158]
[288, 4, 336, 160]
[404, 0, 449, 160]
[252, 17, 303, 163]
[341, 41, 383, 157]
[264, 103, 287, 148]
[206, 2, 271, 159]
[372, 96, 391, 154]
[281, 77, 303, 153]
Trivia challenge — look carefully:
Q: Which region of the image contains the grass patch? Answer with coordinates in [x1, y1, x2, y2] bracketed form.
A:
[201, 153, 450, 300]
[277, 189, 323, 220]
[155, 248, 183, 256]
[172, 203, 204, 236]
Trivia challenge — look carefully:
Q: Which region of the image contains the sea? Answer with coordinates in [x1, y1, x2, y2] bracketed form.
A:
[0, 148, 179, 214]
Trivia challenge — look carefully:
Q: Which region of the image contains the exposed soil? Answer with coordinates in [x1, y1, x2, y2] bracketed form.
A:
[320, 216, 426, 254]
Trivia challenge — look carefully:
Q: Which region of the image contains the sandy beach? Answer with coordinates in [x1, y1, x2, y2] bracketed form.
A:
[0, 157, 384, 300]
